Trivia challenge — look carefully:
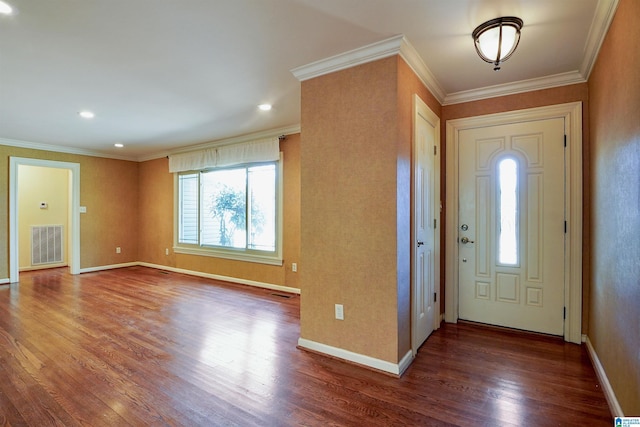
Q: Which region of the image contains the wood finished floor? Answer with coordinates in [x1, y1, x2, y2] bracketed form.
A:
[0, 267, 611, 426]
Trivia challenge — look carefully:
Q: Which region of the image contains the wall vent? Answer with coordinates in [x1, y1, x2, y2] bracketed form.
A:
[31, 225, 63, 265]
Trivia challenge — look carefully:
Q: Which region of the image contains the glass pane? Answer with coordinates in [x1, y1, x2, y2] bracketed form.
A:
[202, 168, 247, 248]
[498, 158, 518, 265]
[248, 165, 276, 251]
[178, 174, 199, 244]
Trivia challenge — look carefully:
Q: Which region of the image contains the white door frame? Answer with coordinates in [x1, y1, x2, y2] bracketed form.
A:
[444, 102, 583, 344]
[9, 157, 81, 282]
[412, 94, 441, 355]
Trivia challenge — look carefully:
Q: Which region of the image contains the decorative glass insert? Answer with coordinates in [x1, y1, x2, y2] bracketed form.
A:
[498, 158, 518, 265]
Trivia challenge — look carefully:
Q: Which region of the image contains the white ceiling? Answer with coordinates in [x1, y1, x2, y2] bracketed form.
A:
[0, 0, 617, 161]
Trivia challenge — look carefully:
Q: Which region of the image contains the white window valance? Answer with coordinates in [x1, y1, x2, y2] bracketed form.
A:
[168, 137, 280, 173]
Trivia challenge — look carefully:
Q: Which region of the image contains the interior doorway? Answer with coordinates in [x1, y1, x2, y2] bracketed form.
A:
[9, 157, 81, 283]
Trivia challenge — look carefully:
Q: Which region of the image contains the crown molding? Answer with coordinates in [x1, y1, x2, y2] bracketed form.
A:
[291, 34, 445, 104]
[0, 124, 302, 163]
[291, 35, 405, 82]
[397, 37, 446, 103]
[580, 0, 620, 79]
[0, 137, 137, 162]
[443, 70, 586, 105]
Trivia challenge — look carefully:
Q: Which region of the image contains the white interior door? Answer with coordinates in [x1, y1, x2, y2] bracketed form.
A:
[457, 117, 565, 335]
[412, 95, 439, 352]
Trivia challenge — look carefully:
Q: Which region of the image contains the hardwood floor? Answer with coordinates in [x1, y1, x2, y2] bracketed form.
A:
[0, 267, 611, 426]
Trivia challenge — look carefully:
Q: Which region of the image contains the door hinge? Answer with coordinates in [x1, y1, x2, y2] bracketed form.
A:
[563, 307, 566, 319]
[564, 221, 567, 233]
[434, 218, 437, 229]
[434, 292, 437, 302]
[434, 145, 437, 156]
[564, 135, 567, 147]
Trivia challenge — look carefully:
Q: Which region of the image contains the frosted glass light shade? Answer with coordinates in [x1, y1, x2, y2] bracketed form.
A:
[473, 17, 523, 71]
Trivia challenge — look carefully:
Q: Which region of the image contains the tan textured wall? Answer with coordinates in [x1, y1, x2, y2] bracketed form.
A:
[0, 146, 139, 277]
[138, 157, 174, 266]
[137, 135, 301, 289]
[300, 57, 403, 363]
[587, 0, 640, 414]
[442, 84, 591, 329]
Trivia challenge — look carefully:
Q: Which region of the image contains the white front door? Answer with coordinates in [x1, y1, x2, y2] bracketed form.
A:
[412, 95, 439, 352]
[457, 117, 565, 335]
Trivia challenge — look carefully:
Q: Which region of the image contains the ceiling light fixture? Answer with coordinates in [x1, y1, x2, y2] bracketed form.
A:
[78, 110, 95, 119]
[0, 1, 13, 15]
[114, 143, 124, 148]
[472, 16, 523, 71]
[258, 104, 272, 111]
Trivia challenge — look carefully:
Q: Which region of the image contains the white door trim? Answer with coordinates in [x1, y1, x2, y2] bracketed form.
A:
[412, 94, 441, 355]
[445, 102, 583, 344]
[9, 157, 81, 282]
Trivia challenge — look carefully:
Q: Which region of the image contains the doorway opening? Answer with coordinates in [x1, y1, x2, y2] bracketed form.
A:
[9, 157, 81, 283]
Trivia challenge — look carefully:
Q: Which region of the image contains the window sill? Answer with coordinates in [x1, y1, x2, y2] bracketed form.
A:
[173, 246, 283, 266]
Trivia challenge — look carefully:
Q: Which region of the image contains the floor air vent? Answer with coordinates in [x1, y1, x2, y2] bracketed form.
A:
[31, 225, 63, 265]
[270, 293, 291, 299]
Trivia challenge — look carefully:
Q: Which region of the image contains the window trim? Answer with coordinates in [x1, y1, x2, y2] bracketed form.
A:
[173, 154, 283, 266]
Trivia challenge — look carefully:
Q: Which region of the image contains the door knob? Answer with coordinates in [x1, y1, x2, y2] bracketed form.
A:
[417, 241, 424, 247]
[460, 237, 474, 244]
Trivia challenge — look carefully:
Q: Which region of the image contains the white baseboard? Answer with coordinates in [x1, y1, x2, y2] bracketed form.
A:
[8, 261, 299, 295]
[79, 262, 139, 273]
[298, 337, 413, 376]
[138, 262, 300, 295]
[585, 335, 623, 417]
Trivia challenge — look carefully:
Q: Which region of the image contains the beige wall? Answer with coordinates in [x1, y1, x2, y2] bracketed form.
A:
[0, 146, 139, 278]
[136, 135, 301, 289]
[299, 56, 435, 364]
[18, 165, 70, 269]
[587, 0, 639, 414]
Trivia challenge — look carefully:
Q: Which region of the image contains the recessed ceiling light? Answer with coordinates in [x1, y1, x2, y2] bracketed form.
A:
[258, 104, 272, 111]
[114, 143, 124, 148]
[78, 110, 95, 119]
[0, 1, 13, 15]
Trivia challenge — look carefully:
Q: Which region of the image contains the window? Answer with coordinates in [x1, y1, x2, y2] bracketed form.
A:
[176, 161, 282, 265]
[497, 157, 519, 265]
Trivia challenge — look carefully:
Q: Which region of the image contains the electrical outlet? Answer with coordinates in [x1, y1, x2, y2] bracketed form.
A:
[335, 304, 344, 320]
[116, 247, 121, 254]
[292, 262, 297, 272]
[165, 248, 169, 255]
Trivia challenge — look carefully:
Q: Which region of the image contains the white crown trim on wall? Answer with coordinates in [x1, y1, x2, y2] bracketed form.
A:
[443, 71, 587, 105]
[290, 35, 446, 104]
[291, 35, 404, 81]
[580, 0, 620, 79]
[291, 0, 618, 106]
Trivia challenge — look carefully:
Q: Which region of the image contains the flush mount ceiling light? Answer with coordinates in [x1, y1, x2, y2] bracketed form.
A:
[258, 104, 272, 111]
[472, 16, 523, 71]
[78, 110, 95, 119]
[0, 1, 13, 15]
[114, 143, 124, 148]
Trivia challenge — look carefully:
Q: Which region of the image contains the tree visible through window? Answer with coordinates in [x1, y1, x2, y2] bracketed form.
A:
[178, 163, 277, 255]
